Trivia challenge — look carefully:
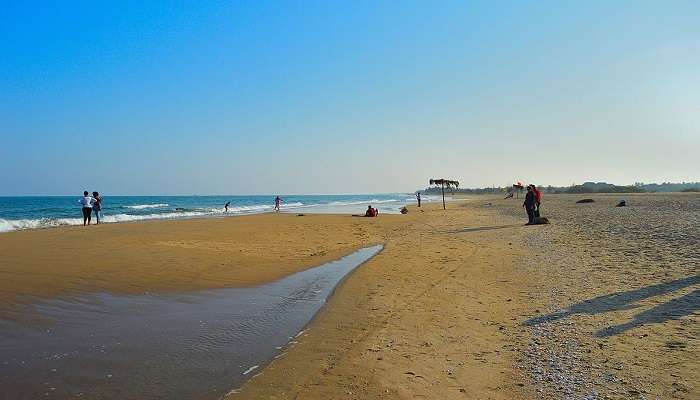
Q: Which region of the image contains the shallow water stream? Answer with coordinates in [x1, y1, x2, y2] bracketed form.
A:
[0, 245, 383, 399]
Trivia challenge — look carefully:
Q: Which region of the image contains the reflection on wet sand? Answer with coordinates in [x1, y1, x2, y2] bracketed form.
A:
[0, 245, 382, 400]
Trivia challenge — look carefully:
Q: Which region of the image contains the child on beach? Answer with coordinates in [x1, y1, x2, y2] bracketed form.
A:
[92, 191, 102, 224]
[79, 191, 94, 226]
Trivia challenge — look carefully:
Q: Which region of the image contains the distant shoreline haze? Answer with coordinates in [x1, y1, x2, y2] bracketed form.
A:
[421, 181, 700, 195]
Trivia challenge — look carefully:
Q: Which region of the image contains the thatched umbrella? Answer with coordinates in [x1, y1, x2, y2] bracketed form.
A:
[429, 178, 459, 210]
[513, 181, 524, 199]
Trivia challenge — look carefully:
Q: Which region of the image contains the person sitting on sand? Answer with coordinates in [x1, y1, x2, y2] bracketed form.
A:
[523, 186, 537, 225]
[78, 191, 94, 226]
[365, 205, 378, 217]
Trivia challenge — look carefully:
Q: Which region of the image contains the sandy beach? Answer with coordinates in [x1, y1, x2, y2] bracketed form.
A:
[0, 213, 384, 317]
[229, 193, 698, 399]
[1, 193, 698, 399]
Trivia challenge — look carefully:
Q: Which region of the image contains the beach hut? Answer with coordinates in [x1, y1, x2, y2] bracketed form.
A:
[429, 178, 459, 210]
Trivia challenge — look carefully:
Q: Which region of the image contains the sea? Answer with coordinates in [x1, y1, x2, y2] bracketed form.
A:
[0, 194, 434, 233]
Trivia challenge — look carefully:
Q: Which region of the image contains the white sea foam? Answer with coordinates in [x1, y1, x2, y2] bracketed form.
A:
[326, 198, 401, 206]
[0, 212, 211, 232]
[0, 218, 62, 232]
[0, 201, 313, 232]
[124, 203, 170, 209]
[242, 365, 259, 375]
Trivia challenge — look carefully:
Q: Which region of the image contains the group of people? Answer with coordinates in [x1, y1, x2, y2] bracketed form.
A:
[522, 184, 542, 224]
[78, 191, 103, 226]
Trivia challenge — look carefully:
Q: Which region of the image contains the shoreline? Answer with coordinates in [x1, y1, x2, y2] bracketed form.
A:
[0, 194, 438, 234]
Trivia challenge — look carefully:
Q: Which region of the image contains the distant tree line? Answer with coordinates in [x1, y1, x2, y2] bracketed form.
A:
[421, 181, 700, 195]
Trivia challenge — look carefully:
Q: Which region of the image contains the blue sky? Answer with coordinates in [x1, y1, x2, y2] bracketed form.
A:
[1, 1, 699, 195]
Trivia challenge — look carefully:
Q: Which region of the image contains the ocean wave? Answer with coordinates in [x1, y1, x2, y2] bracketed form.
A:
[326, 199, 401, 207]
[0, 201, 312, 232]
[0, 218, 62, 232]
[0, 198, 417, 233]
[124, 203, 170, 209]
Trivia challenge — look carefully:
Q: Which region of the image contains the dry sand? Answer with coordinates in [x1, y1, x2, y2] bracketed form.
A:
[507, 193, 699, 399]
[229, 201, 535, 399]
[1, 193, 698, 399]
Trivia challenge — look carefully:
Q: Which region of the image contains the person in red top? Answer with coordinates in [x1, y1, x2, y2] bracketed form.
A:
[531, 185, 542, 217]
[365, 205, 378, 217]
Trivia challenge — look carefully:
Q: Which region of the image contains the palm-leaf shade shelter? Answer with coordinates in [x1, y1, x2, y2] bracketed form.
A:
[513, 182, 524, 199]
[429, 178, 460, 210]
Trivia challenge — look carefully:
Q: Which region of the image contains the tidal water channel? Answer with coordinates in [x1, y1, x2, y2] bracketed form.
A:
[0, 245, 383, 399]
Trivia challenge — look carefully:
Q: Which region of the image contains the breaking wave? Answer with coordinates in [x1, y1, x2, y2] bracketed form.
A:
[124, 203, 170, 209]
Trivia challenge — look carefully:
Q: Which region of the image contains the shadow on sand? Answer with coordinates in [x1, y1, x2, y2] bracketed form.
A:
[595, 289, 700, 337]
[523, 275, 700, 337]
[449, 224, 522, 234]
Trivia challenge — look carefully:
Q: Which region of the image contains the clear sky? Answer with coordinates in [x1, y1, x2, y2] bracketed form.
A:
[1, 1, 699, 195]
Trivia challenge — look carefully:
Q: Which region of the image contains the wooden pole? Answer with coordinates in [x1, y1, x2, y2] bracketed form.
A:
[441, 183, 446, 210]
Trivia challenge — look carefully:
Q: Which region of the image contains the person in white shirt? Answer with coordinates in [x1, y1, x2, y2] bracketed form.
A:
[79, 191, 94, 226]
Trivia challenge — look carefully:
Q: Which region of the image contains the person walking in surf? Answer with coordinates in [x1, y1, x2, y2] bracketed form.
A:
[274, 196, 283, 212]
[224, 201, 230, 213]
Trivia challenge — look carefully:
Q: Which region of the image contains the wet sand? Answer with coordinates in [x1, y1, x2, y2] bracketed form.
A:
[1, 246, 383, 399]
[2, 194, 698, 399]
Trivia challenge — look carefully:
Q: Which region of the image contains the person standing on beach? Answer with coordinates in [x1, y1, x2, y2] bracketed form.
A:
[532, 185, 542, 217]
[416, 192, 421, 207]
[92, 191, 102, 224]
[79, 191, 94, 226]
[523, 185, 537, 224]
[224, 201, 230, 213]
[274, 196, 283, 212]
